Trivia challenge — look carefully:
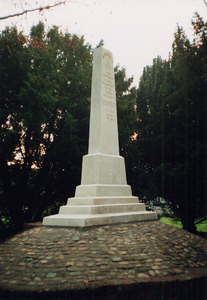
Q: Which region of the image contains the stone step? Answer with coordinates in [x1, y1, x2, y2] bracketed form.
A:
[59, 203, 145, 215]
[67, 196, 139, 205]
[75, 184, 132, 197]
[43, 211, 157, 227]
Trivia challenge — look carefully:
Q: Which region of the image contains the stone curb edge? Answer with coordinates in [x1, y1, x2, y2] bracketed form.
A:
[0, 274, 207, 300]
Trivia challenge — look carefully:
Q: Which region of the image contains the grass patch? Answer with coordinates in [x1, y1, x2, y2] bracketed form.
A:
[159, 217, 207, 232]
[1, 217, 11, 227]
[196, 220, 207, 232]
[159, 217, 183, 229]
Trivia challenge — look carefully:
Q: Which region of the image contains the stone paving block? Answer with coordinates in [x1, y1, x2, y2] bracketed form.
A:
[0, 221, 207, 299]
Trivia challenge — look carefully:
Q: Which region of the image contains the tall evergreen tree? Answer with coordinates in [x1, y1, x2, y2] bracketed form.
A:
[135, 57, 171, 202]
[0, 23, 92, 234]
[135, 14, 207, 233]
[115, 66, 137, 190]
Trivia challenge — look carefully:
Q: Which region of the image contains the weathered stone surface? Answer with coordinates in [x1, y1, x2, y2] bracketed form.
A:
[149, 270, 156, 277]
[112, 257, 122, 262]
[138, 273, 150, 279]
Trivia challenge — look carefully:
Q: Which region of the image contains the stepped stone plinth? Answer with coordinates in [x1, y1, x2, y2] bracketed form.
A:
[43, 47, 157, 227]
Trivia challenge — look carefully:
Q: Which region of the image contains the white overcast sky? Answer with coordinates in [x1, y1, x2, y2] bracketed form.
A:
[0, 0, 206, 87]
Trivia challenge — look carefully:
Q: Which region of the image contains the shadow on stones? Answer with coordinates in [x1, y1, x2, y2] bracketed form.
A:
[0, 278, 207, 300]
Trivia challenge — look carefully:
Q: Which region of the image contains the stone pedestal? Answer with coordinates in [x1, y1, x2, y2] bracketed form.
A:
[43, 47, 157, 227]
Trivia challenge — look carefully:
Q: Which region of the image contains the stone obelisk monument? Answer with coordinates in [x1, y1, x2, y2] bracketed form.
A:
[43, 47, 157, 227]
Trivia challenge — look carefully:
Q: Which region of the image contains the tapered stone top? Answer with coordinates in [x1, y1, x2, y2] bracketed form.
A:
[88, 47, 119, 156]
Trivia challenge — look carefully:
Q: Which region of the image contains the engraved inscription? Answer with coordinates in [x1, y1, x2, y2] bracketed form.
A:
[104, 89, 113, 97]
[103, 74, 113, 81]
[102, 52, 113, 63]
[106, 111, 114, 121]
[102, 51, 115, 122]
[102, 52, 113, 76]
[102, 74, 115, 100]
[102, 99, 115, 108]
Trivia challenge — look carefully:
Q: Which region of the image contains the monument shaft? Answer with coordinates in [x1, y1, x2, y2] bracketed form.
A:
[77, 47, 128, 194]
[89, 47, 119, 156]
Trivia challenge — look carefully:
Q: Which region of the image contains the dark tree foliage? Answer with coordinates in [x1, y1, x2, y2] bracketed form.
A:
[115, 66, 137, 190]
[0, 23, 92, 236]
[135, 13, 207, 233]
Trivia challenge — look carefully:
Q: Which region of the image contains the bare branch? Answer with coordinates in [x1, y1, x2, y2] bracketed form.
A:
[204, 0, 207, 6]
[0, 1, 72, 21]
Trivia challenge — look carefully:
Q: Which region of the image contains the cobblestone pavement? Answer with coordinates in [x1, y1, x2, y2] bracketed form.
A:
[0, 221, 207, 299]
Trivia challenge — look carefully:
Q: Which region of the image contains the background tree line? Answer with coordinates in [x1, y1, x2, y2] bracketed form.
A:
[0, 13, 206, 239]
[130, 13, 207, 234]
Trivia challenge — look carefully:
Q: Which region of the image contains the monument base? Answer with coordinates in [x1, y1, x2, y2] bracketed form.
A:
[43, 211, 157, 227]
[43, 194, 157, 227]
